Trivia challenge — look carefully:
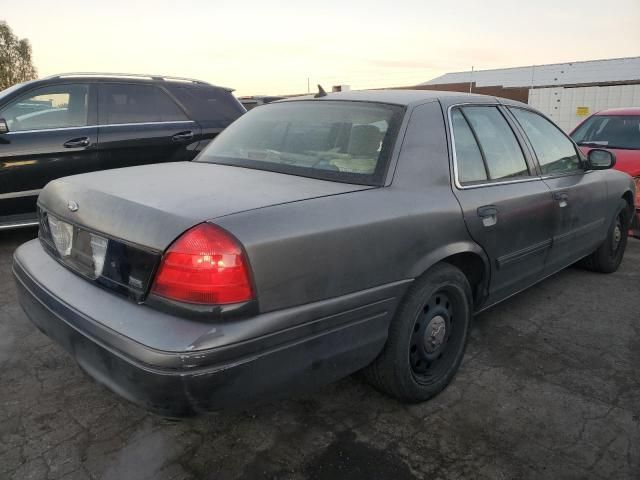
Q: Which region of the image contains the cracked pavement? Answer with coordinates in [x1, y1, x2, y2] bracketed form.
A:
[1, 228, 639, 479]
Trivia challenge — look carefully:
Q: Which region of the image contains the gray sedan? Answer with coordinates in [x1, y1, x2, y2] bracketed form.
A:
[13, 90, 636, 416]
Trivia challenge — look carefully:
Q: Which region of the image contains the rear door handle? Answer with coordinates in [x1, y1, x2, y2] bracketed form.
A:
[63, 137, 90, 148]
[554, 192, 569, 208]
[477, 205, 499, 227]
[172, 130, 194, 142]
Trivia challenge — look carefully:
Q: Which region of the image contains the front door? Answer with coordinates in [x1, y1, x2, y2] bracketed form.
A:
[0, 83, 97, 224]
[448, 105, 555, 305]
[97, 83, 202, 171]
[507, 107, 608, 273]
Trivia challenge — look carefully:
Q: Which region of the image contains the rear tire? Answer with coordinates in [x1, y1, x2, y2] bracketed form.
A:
[363, 263, 472, 403]
[579, 199, 630, 273]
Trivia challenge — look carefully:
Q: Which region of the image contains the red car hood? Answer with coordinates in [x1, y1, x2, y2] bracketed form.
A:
[578, 146, 640, 177]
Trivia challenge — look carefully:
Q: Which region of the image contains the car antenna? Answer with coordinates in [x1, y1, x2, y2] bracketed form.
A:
[314, 84, 327, 98]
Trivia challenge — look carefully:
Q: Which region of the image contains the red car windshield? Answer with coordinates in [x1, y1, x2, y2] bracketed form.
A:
[571, 115, 640, 150]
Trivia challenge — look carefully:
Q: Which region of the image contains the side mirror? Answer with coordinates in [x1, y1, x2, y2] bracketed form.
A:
[588, 149, 616, 170]
[0, 118, 8, 134]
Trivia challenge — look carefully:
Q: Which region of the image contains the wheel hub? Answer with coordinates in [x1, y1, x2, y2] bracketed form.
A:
[613, 223, 622, 249]
[424, 315, 447, 353]
[410, 290, 458, 380]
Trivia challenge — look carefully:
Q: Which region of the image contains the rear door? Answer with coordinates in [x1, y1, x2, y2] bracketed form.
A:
[0, 83, 97, 223]
[508, 107, 608, 273]
[97, 83, 202, 170]
[448, 104, 556, 305]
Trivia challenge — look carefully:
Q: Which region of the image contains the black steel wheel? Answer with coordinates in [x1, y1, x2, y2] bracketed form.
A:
[409, 289, 466, 385]
[363, 263, 473, 403]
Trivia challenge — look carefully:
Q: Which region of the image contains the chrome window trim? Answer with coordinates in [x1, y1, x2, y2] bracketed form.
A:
[3, 120, 195, 135]
[0, 220, 39, 230]
[100, 120, 194, 128]
[447, 103, 538, 190]
[539, 171, 589, 180]
[0, 189, 42, 199]
[4, 126, 94, 135]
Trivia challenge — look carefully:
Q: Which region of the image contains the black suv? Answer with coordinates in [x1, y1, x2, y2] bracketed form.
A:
[0, 73, 246, 229]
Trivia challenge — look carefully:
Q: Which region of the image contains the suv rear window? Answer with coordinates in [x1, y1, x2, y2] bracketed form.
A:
[196, 100, 404, 185]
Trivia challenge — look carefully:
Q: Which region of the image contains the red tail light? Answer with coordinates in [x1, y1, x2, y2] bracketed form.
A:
[634, 177, 640, 207]
[151, 223, 253, 305]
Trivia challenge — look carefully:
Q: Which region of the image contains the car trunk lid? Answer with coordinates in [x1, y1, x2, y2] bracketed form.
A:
[39, 161, 372, 251]
[37, 161, 373, 302]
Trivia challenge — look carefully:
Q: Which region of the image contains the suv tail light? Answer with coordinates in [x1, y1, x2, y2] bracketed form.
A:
[151, 223, 253, 305]
[634, 176, 640, 207]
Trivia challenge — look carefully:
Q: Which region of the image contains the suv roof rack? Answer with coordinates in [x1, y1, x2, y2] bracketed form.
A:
[44, 72, 211, 85]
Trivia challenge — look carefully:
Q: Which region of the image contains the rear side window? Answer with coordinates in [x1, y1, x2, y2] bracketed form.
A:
[100, 84, 188, 124]
[451, 109, 488, 183]
[167, 85, 245, 127]
[510, 108, 581, 175]
[452, 106, 529, 185]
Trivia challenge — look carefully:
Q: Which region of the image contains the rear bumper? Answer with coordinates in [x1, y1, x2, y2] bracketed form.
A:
[14, 239, 408, 416]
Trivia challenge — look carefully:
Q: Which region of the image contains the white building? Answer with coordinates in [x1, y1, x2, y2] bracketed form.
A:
[421, 57, 640, 131]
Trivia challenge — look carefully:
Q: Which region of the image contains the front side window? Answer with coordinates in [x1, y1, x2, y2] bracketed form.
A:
[0, 84, 89, 132]
[510, 108, 581, 175]
[453, 106, 529, 183]
[100, 84, 188, 124]
[196, 101, 404, 185]
[571, 115, 640, 150]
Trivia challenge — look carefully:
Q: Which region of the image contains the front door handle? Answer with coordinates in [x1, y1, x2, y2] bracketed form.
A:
[63, 137, 90, 148]
[477, 205, 499, 227]
[172, 130, 194, 142]
[554, 192, 569, 208]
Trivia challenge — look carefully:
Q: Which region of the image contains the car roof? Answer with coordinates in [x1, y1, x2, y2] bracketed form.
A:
[593, 107, 640, 116]
[278, 89, 529, 108]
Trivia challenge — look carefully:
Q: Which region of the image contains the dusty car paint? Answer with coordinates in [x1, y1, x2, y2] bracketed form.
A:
[13, 90, 636, 415]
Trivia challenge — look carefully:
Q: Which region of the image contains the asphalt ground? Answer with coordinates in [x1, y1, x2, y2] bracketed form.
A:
[1, 228, 639, 480]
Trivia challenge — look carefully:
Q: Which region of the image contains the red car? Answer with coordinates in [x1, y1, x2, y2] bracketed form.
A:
[571, 107, 640, 237]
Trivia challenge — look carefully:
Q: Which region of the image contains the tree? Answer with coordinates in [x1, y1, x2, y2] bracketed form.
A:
[0, 21, 37, 91]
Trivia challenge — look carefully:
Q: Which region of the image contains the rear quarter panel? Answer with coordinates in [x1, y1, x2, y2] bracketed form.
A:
[215, 101, 485, 313]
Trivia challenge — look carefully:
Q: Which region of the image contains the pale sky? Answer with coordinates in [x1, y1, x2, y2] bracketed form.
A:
[2, 0, 639, 96]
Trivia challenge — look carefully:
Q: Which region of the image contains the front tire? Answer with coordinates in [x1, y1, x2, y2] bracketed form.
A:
[363, 263, 472, 403]
[579, 199, 630, 273]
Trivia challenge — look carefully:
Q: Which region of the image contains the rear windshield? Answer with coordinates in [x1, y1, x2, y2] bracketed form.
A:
[571, 115, 640, 150]
[195, 100, 404, 185]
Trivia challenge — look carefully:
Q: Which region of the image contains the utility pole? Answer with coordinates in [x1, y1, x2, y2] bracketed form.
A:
[307, 77, 310, 94]
[530, 64, 535, 90]
[469, 66, 474, 93]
